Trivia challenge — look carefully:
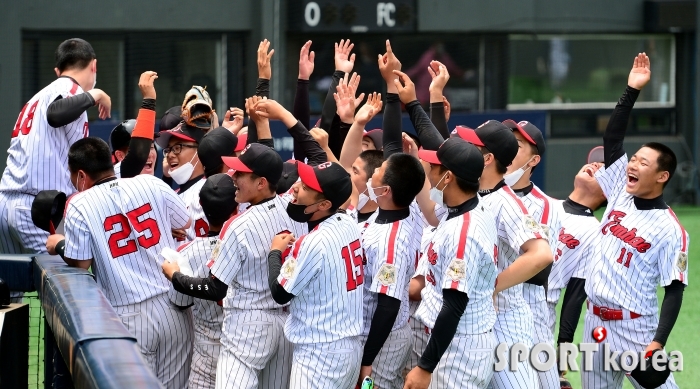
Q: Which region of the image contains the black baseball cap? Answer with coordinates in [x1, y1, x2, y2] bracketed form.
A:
[155, 122, 205, 149]
[277, 161, 300, 195]
[502, 119, 546, 156]
[160, 106, 183, 132]
[452, 120, 518, 167]
[200, 173, 238, 224]
[297, 161, 352, 209]
[110, 119, 136, 153]
[363, 129, 383, 150]
[418, 138, 483, 184]
[198, 127, 239, 177]
[222, 143, 283, 185]
[587, 146, 604, 164]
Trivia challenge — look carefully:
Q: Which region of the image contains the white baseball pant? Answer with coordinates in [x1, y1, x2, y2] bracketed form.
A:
[428, 330, 497, 389]
[405, 317, 430, 375]
[489, 305, 538, 389]
[289, 336, 362, 389]
[523, 284, 559, 389]
[360, 324, 412, 389]
[189, 333, 221, 389]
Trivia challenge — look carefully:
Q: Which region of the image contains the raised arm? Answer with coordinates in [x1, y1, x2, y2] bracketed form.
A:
[378, 40, 403, 158]
[246, 39, 275, 146]
[120, 71, 158, 178]
[247, 96, 274, 149]
[428, 61, 451, 139]
[339, 92, 382, 170]
[47, 88, 111, 127]
[393, 70, 444, 151]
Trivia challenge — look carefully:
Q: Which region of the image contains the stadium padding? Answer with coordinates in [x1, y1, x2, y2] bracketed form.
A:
[34, 255, 164, 388]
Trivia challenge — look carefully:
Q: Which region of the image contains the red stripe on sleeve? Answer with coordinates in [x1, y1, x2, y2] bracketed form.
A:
[530, 188, 550, 224]
[69, 82, 78, 95]
[667, 209, 687, 252]
[451, 213, 471, 289]
[292, 235, 307, 258]
[503, 186, 542, 239]
[380, 221, 401, 294]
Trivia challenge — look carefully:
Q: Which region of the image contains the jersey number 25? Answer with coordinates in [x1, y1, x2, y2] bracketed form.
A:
[104, 204, 162, 258]
[342, 239, 365, 291]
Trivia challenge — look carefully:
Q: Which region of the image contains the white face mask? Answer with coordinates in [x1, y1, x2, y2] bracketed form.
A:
[503, 156, 535, 187]
[93, 72, 97, 89]
[169, 152, 199, 185]
[357, 192, 370, 210]
[72, 173, 86, 193]
[429, 172, 449, 205]
[366, 178, 387, 202]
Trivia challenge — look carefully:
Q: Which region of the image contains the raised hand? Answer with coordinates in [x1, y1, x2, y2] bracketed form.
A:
[246, 95, 266, 123]
[138, 71, 158, 99]
[222, 107, 244, 134]
[392, 70, 418, 104]
[333, 73, 357, 124]
[628, 52, 651, 90]
[428, 60, 450, 101]
[443, 96, 451, 122]
[310, 127, 330, 150]
[88, 88, 112, 120]
[257, 39, 275, 80]
[334, 39, 356, 73]
[253, 97, 287, 121]
[402, 132, 419, 157]
[378, 39, 402, 84]
[347, 72, 366, 108]
[354, 92, 383, 126]
[298, 40, 315, 80]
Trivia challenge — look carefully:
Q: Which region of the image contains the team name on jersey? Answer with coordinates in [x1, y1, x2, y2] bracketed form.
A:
[559, 228, 581, 249]
[601, 210, 652, 253]
[426, 242, 437, 265]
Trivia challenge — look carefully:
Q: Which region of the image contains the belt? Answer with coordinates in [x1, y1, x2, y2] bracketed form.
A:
[270, 306, 289, 312]
[424, 326, 492, 335]
[587, 301, 641, 321]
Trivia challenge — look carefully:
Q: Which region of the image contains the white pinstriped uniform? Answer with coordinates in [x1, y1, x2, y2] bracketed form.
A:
[62, 175, 193, 389]
[114, 161, 122, 178]
[415, 201, 499, 389]
[546, 200, 600, 334]
[480, 185, 543, 389]
[210, 195, 307, 389]
[360, 206, 423, 389]
[172, 235, 224, 389]
[278, 213, 364, 389]
[182, 178, 209, 241]
[516, 185, 562, 389]
[0, 77, 88, 256]
[582, 155, 687, 389]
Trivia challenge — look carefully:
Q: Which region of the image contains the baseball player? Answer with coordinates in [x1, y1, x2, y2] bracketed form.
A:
[577, 53, 687, 389]
[0, 38, 110, 261]
[405, 137, 498, 389]
[501, 119, 562, 389]
[45, 137, 193, 389]
[265, 161, 364, 389]
[110, 72, 160, 179]
[162, 173, 238, 389]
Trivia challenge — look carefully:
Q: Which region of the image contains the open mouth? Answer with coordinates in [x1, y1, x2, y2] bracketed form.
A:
[144, 161, 153, 169]
[169, 162, 179, 170]
[628, 173, 639, 185]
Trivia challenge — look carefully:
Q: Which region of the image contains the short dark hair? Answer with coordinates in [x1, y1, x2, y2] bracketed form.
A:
[477, 146, 507, 175]
[382, 154, 425, 208]
[251, 173, 278, 194]
[642, 142, 677, 188]
[359, 150, 384, 178]
[55, 38, 96, 72]
[437, 165, 480, 194]
[68, 138, 115, 179]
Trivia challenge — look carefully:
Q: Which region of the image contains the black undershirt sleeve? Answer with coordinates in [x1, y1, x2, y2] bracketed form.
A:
[119, 98, 157, 179]
[361, 294, 401, 366]
[267, 249, 295, 304]
[171, 270, 228, 301]
[557, 277, 587, 344]
[525, 263, 552, 286]
[286, 121, 327, 166]
[418, 289, 469, 372]
[257, 138, 275, 149]
[405, 100, 444, 151]
[654, 280, 685, 346]
[382, 93, 403, 158]
[429, 101, 450, 139]
[603, 86, 640, 166]
[47, 93, 95, 128]
[321, 71, 344, 159]
[292, 79, 311, 161]
[247, 78, 271, 146]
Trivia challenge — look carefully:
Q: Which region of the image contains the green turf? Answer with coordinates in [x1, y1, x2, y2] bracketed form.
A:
[555, 206, 699, 388]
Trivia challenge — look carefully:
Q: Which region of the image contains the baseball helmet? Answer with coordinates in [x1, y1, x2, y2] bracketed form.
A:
[0, 277, 10, 307]
[31, 190, 67, 234]
[630, 349, 672, 388]
[110, 119, 137, 153]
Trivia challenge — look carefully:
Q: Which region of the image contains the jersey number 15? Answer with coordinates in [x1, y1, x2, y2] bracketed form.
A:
[342, 239, 365, 291]
[104, 204, 162, 258]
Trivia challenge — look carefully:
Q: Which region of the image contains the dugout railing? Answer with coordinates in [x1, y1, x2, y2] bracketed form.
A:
[0, 254, 163, 389]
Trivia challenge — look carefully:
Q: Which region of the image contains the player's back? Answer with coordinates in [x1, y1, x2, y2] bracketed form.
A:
[64, 175, 188, 307]
[1, 77, 88, 195]
[178, 178, 208, 240]
[518, 184, 562, 253]
[282, 213, 364, 344]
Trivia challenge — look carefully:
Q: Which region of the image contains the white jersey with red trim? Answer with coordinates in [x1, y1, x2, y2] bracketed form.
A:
[480, 185, 546, 312]
[277, 213, 364, 344]
[517, 184, 562, 254]
[179, 178, 208, 241]
[360, 207, 423, 335]
[588, 155, 689, 315]
[0, 77, 88, 195]
[547, 200, 600, 305]
[415, 201, 498, 334]
[63, 175, 190, 307]
[210, 195, 307, 310]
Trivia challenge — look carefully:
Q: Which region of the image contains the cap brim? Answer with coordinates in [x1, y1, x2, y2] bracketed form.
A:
[418, 148, 441, 165]
[587, 146, 604, 164]
[221, 156, 254, 173]
[235, 134, 247, 152]
[155, 130, 197, 148]
[455, 127, 485, 147]
[503, 119, 537, 146]
[296, 162, 323, 193]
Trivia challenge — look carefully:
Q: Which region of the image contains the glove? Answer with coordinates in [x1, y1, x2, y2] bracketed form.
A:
[181, 85, 214, 130]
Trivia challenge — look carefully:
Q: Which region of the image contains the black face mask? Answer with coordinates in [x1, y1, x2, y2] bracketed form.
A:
[286, 202, 315, 223]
